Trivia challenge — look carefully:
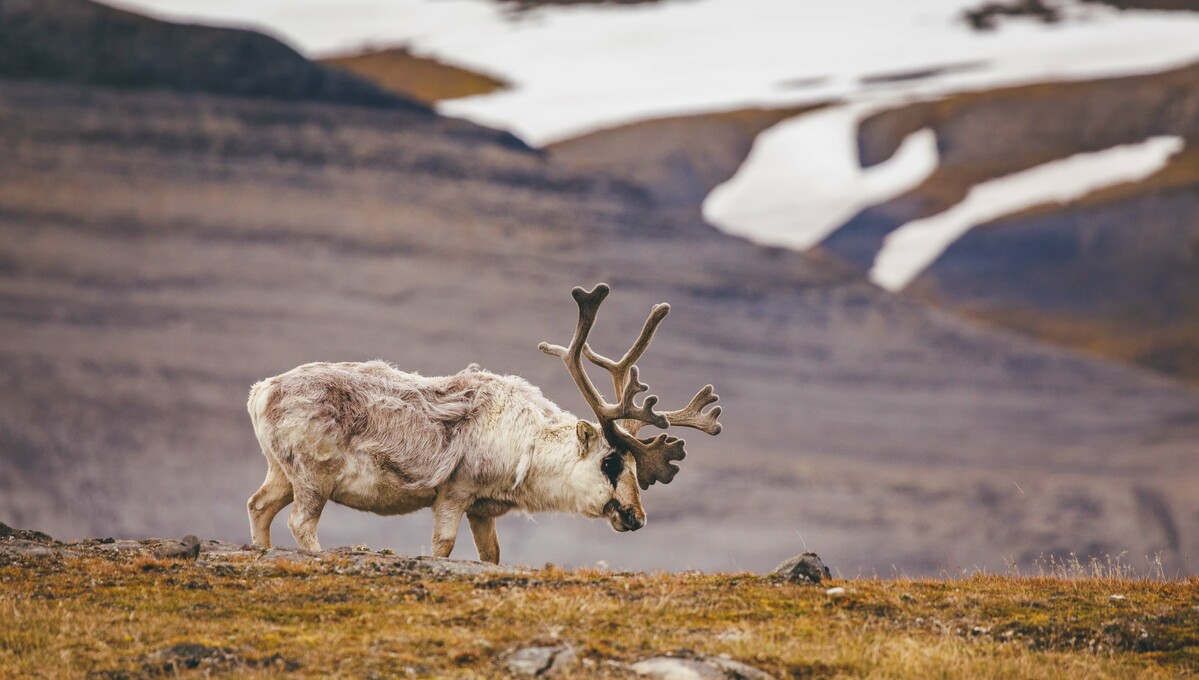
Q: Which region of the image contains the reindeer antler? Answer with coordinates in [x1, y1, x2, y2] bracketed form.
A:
[539, 283, 722, 489]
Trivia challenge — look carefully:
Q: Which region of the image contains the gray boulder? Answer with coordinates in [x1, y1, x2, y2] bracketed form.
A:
[631, 654, 774, 680]
[153, 535, 201, 560]
[503, 645, 577, 677]
[0, 539, 59, 559]
[769, 552, 832, 584]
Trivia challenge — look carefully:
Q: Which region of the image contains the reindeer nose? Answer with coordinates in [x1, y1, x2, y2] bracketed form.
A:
[620, 507, 644, 531]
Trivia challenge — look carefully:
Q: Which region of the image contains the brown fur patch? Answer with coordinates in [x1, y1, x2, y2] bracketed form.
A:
[377, 456, 418, 486]
[318, 380, 369, 446]
[262, 385, 284, 428]
[468, 498, 516, 519]
[430, 376, 481, 447]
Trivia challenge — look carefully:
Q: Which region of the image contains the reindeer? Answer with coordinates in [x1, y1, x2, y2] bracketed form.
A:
[246, 284, 721, 563]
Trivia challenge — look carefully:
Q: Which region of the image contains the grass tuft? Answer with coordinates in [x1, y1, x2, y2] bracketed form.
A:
[1, 552, 1197, 678]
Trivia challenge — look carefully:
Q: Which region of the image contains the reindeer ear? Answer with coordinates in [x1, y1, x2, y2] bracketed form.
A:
[576, 420, 598, 445]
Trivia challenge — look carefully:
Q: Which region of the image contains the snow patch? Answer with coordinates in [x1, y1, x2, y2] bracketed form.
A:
[703, 104, 939, 251]
[869, 135, 1185, 291]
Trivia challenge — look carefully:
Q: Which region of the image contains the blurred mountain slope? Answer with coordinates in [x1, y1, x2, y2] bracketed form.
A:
[0, 0, 428, 110]
[548, 105, 826, 218]
[819, 62, 1199, 382]
[908, 147, 1199, 381]
[824, 62, 1199, 269]
[2, 2, 1199, 574]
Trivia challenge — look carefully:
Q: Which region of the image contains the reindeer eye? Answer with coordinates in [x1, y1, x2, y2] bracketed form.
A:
[601, 453, 623, 488]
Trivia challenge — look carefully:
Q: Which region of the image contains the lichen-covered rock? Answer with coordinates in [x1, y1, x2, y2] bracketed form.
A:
[503, 645, 577, 677]
[138, 642, 298, 675]
[769, 552, 832, 584]
[1, 531, 536, 577]
[0, 539, 60, 559]
[0, 521, 54, 543]
[152, 535, 200, 560]
[631, 654, 774, 680]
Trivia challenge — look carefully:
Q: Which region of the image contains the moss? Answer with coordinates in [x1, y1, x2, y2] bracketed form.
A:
[1, 554, 1197, 678]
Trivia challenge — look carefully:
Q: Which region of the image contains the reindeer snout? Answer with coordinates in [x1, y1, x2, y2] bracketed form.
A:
[605, 500, 645, 532]
[619, 507, 644, 531]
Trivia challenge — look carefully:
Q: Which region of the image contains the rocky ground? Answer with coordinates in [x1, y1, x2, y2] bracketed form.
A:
[2, 524, 1197, 678]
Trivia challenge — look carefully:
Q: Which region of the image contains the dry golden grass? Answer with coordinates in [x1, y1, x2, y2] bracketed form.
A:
[1, 551, 1197, 678]
[320, 48, 508, 104]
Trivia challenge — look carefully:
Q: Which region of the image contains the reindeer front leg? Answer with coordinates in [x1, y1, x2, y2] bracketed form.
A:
[468, 514, 499, 564]
[430, 492, 470, 558]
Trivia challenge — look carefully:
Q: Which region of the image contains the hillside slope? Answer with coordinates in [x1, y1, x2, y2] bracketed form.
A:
[548, 105, 826, 218]
[820, 62, 1199, 382]
[908, 149, 1199, 381]
[0, 0, 427, 110]
[2, 2, 1199, 576]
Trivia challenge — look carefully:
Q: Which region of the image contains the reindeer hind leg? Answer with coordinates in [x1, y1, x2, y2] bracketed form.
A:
[287, 482, 329, 552]
[248, 459, 293, 548]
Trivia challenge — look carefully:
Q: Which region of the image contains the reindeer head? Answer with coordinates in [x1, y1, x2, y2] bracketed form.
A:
[540, 283, 723, 533]
[573, 420, 645, 531]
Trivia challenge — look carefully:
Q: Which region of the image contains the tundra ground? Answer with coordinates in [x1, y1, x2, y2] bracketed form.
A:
[1, 543, 1196, 678]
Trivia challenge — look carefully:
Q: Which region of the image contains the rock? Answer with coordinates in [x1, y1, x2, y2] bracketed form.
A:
[153, 535, 200, 561]
[769, 552, 832, 584]
[0, 521, 53, 543]
[704, 656, 775, 679]
[0, 539, 59, 558]
[198, 539, 250, 554]
[138, 642, 298, 675]
[407, 555, 528, 577]
[631, 654, 774, 680]
[80, 537, 116, 546]
[96, 540, 149, 553]
[503, 645, 578, 677]
[260, 547, 322, 562]
[142, 643, 243, 675]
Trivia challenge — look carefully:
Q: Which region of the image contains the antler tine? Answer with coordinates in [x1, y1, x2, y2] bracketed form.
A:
[538, 284, 668, 430]
[583, 305, 721, 439]
[626, 434, 687, 490]
[583, 302, 670, 433]
[537, 284, 609, 421]
[583, 302, 670, 392]
[662, 384, 722, 435]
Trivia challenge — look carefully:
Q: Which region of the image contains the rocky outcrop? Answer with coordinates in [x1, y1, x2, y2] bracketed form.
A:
[769, 552, 832, 584]
[0, 532, 533, 576]
[152, 534, 200, 560]
[0, 520, 52, 542]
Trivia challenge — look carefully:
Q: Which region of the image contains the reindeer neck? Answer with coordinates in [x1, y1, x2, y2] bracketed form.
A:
[512, 420, 597, 515]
